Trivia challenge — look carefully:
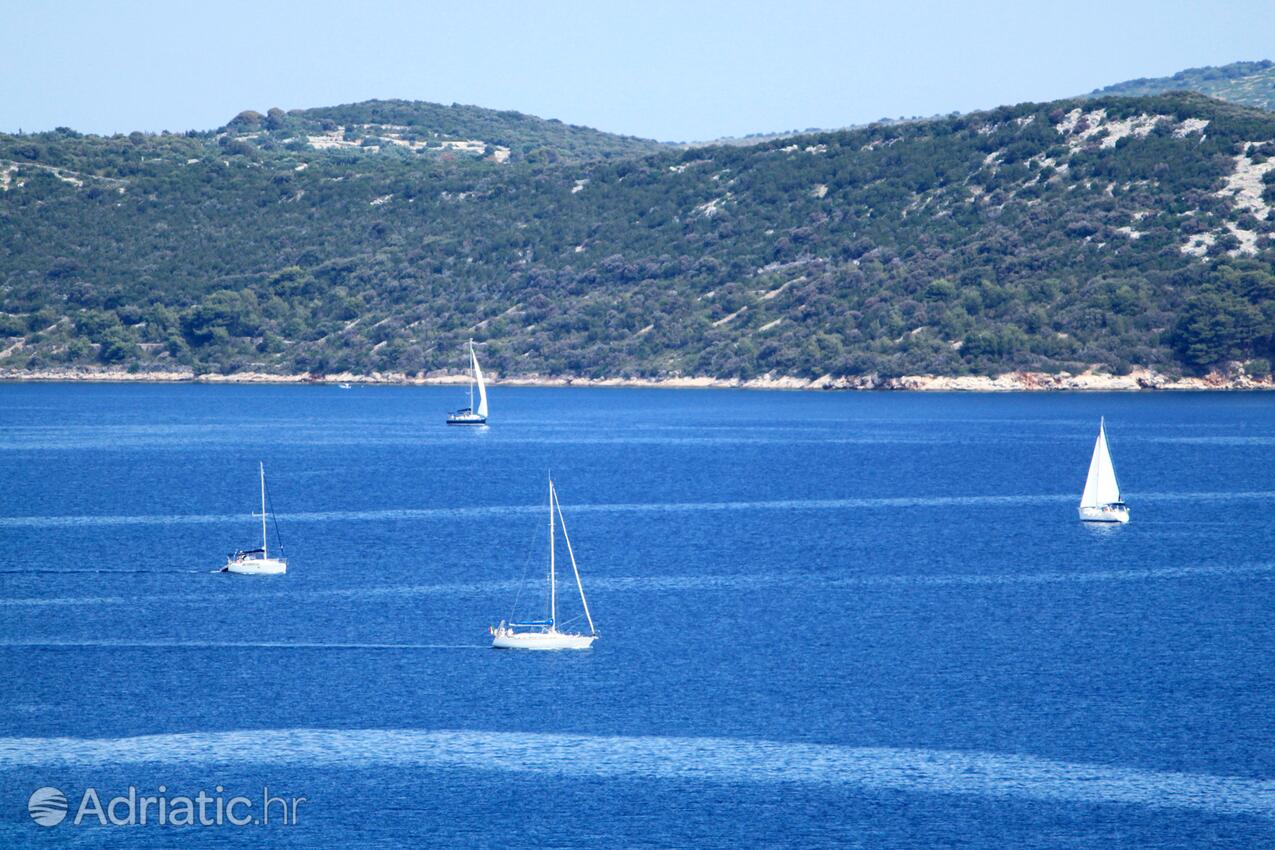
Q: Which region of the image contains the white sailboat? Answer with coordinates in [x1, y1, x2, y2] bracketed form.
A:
[1078, 417, 1130, 524]
[221, 462, 288, 574]
[491, 478, 597, 650]
[446, 339, 488, 425]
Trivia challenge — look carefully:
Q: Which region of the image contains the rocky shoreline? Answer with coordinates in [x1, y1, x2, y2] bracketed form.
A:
[1, 366, 1271, 391]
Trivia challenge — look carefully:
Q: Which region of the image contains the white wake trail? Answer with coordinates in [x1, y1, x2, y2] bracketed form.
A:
[0, 728, 1270, 818]
[3, 562, 1271, 608]
[5, 490, 1275, 529]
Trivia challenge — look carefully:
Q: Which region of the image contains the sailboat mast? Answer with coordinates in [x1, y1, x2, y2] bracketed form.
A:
[549, 478, 557, 628]
[468, 340, 475, 412]
[259, 462, 268, 559]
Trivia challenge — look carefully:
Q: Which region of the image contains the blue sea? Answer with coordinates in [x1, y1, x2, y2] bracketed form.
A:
[1, 384, 1273, 847]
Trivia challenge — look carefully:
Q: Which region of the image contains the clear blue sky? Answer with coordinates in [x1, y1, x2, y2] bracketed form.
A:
[4, 0, 1273, 141]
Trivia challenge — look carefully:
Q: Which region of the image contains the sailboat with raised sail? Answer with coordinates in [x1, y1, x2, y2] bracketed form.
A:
[221, 462, 288, 574]
[491, 478, 597, 650]
[1078, 417, 1130, 524]
[446, 339, 488, 425]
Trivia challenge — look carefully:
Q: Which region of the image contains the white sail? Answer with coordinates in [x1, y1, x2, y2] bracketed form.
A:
[471, 343, 488, 419]
[1079, 419, 1121, 508]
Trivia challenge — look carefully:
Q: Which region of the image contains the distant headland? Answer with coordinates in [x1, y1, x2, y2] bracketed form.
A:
[2, 367, 1271, 392]
[5, 66, 1275, 385]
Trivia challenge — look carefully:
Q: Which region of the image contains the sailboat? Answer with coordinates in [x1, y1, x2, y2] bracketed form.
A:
[446, 339, 488, 425]
[491, 478, 597, 650]
[1078, 417, 1130, 524]
[221, 462, 288, 574]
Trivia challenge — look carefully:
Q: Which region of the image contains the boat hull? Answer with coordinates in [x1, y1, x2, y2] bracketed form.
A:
[491, 630, 595, 650]
[222, 557, 288, 575]
[1078, 505, 1130, 524]
[446, 415, 488, 426]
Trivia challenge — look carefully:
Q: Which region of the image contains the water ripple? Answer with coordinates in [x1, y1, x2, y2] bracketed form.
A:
[0, 641, 483, 650]
[0, 728, 1270, 818]
[3, 490, 1274, 529]
[1, 562, 1269, 607]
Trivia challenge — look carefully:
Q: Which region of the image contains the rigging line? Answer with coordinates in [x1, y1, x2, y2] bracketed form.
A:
[506, 492, 543, 623]
[554, 486, 596, 636]
[263, 467, 285, 557]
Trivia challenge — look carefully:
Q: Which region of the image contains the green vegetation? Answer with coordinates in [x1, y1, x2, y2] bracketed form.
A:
[283, 100, 666, 163]
[2, 92, 1275, 380]
[1093, 60, 1275, 111]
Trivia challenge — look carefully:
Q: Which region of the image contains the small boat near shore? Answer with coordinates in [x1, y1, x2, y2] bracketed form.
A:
[1078, 417, 1129, 524]
[447, 339, 488, 426]
[221, 462, 288, 574]
[491, 477, 597, 650]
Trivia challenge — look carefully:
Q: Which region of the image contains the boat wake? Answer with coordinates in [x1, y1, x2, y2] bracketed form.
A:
[0, 568, 205, 575]
[0, 596, 132, 607]
[2, 562, 1271, 607]
[0, 640, 483, 650]
[0, 728, 1270, 818]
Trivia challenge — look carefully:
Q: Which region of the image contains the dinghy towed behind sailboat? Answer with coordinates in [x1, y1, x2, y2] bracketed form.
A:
[446, 339, 488, 425]
[491, 478, 597, 650]
[221, 462, 288, 574]
[1078, 417, 1129, 524]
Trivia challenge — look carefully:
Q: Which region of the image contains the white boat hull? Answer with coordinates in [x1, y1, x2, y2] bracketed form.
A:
[222, 557, 288, 575]
[1078, 505, 1130, 524]
[491, 629, 595, 650]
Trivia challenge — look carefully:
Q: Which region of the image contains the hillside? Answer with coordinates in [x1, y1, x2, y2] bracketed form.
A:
[1092, 60, 1275, 111]
[228, 100, 668, 164]
[2, 92, 1275, 382]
